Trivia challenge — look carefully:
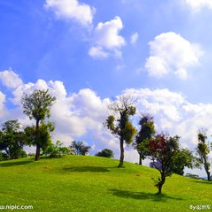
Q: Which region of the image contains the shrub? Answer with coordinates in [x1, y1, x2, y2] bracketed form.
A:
[43, 140, 70, 158]
[95, 149, 114, 158]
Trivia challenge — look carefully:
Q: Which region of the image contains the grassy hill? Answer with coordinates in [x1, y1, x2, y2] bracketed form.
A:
[0, 156, 211, 212]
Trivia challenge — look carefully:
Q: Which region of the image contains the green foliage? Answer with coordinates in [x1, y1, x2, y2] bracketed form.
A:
[196, 130, 211, 181]
[37, 122, 55, 150]
[147, 134, 183, 194]
[2, 120, 20, 133]
[24, 122, 55, 152]
[43, 140, 71, 158]
[95, 149, 114, 158]
[21, 89, 56, 122]
[0, 151, 9, 161]
[106, 95, 137, 167]
[172, 148, 195, 175]
[0, 120, 27, 159]
[134, 114, 155, 165]
[122, 121, 137, 144]
[71, 141, 91, 155]
[147, 134, 199, 193]
[106, 115, 117, 133]
[21, 89, 56, 161]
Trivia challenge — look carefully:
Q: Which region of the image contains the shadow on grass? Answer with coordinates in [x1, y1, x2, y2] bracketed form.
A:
[63, 166, 116, 172]
[110, 189, 184, 202]
[0, 160, 33, 167]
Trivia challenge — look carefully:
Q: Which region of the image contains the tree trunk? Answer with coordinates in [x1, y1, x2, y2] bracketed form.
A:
[206, 170, 211, 181]
[35, 119, 40, 161]
[35, 144, 40, 161]
[139, 153, 142, 165]
[204, 158, 211, 181]
[118, 138, 124, 168]
[157, 174, 166, 195]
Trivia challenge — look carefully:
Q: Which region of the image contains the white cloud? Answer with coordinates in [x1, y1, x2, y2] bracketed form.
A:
[0, 70, 23, 88]
[184, 0, 212, 11]
[1, 72, 212, 170]
[10, 80, 111, 146]
[45, 0, 95, 26]
[88, 46, 109, 59]
[145, 32, 203, 79]
[123, 88, 212, 149]
[145, 56, 169, 77]
[130, 32, 139, 44]
[93, 16, 125, 49]
[45, 2, 125, 59]
[89, 16, 126, 59]
[0, 90, 6, 119]
[12, 79, 48, 105]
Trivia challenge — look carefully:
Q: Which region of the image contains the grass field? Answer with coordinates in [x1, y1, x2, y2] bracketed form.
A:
[0, 155, 211, 212]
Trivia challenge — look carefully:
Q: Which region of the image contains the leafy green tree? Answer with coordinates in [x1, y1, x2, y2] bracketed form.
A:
[71, 141, 83, 155]
[196, 130, 211, 181]
[71, 141, 91, 155]
[42, 140, 71, 158]
[105, 96, 137, 168]
[95, 149, 114, 158]
[172, 148, 195, 175]
[21, 89, 56, 161]
[24, 122, 55, 155]
[147, 134, 182, 194]
[0, 120, 27, 159]
[134, 114, 155, 165]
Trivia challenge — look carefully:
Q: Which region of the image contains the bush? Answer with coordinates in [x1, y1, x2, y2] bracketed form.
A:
[95, 149, 114, 158]
[43, 140, 70, 158]
[0, 151, 9, 161]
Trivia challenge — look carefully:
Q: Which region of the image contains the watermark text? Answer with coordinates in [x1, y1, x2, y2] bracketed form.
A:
[0, 205, 33, 210]
[190, 205, 211, 210]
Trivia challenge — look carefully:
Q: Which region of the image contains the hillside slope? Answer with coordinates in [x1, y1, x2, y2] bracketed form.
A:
[0, 156, 211, 212]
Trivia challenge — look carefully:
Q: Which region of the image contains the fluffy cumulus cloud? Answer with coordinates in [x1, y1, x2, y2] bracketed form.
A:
[45, 0, 95, 26]
[89, 16, 126, 59]
[45, 2, 126, 59]
[123, 88, 212, 150]
[145, 32, 203, 79]
[9, 79, 112, 152]
[0, 70, 23, 88]
[88, 46, 109, 59]
[184, 0, 212, 11]
[1, 71, 212, 165]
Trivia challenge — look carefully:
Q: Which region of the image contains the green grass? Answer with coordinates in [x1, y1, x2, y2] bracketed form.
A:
[0, 156, 211, 212]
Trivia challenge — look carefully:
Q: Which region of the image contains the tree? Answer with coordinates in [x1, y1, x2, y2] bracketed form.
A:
[71, 141, 83, 155]
[134, 114, 155, 165]
[147, 134, 181, 194]
[95, 149, 114, 158]
[42, 140, 71, 158]
[70, 141, 91, 155]
[21, 89, 56, 161]
[24, 121, 55, 155]
[196, 130, 211, 181]
[0, 120, 27, 159]
[172, 148, 195, 175]
[105, 96, 137, 168]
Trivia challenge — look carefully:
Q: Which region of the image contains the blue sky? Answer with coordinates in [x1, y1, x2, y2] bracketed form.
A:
[0, 0, 212, 176]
